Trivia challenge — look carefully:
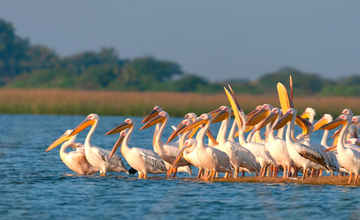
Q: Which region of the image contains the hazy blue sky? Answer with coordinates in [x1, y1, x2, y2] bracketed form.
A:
[1, 1, 359, 81]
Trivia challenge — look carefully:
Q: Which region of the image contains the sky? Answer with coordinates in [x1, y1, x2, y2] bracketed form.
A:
[0, 1, 359, 82]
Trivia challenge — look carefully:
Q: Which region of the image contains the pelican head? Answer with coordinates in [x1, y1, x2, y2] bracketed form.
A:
[142, 106, 163, 123]
[140, 111, 168, 130]
[256, 107, 281, 131]
[342, 109, 354, 118]
[348, 124, 359, 139]
[69, 114, 98, 137]
[246, 104, 272, 127]
[106, 118, 134, 136]
[167, 119, 192, 143]
[211, 106, 231, 124]
[46, 130, 76, 152]
[313, 114, 333, 131]
[108, 130, 127, 159]
[300, 107, 316, 120]
[273, 108, 296, 130]
[319, 114, 349, 131]
[351, 116, 360, 128]
[184, 112, 197, 121]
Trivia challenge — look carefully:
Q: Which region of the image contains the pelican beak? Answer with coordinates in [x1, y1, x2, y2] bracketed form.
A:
[209, 108, 222, 118]
[313, 117, 329, 131]
[318, 116, 346, 130]
[256, 111, 278, 131]
[246, 107, 270, 126]
[106, 122, 132, 136]
[246, 108, 259, 118]
[332, 135, 339, 146]
[140, 114, 165, 130]
[69, 118, 95, 136]
[324, 145, 337, 152]
[212, 110, 229, 124]
[46, 134, 71, 152]
[277, 82, 292, 113]
[224, 86, 244, 129]
[331, 128, 341, 138]
[109, 132, 126, 159]
[273, 111, 293, 130]
[295, 116, 311, 134]
[206, 129, 218, 145]
[180, 118, 207, 134]
[300, 111, 310, 120]
[167, 123, 187, 143]
[142, 109, 159, 123]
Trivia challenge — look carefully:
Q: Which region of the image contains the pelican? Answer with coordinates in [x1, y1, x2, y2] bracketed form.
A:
[140, 111, 192, 175]
[167, 119, 207, 179]
[255, 108, 293, 178]
[321, 114, 360, 184]
[46, 130, 99, 175]
[273, 108, 328, 179]
[238, 104, 274, 177]
[179, 113, 233, 181]
[105, 118, 167, 179]
[69, 113, 128, 176]
[212, 106, 260, 177]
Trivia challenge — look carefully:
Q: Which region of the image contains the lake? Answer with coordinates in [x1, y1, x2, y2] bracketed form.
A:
[1, 114, 360, 219]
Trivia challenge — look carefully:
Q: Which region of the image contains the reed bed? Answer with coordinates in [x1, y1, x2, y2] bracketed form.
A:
[0, 88, 358, 118]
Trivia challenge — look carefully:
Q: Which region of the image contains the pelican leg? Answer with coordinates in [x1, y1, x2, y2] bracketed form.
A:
[215, 172, 219, 178]
[348, 173, 353, 184]
[354, 174, 359, 185]
[224, 173, 229, 178]
[302, 168, 307, 180]
[197, 168, 203, 179]
[283, 166, 287, 178]
[100, 170, 106, 176]
[266, 168, 270, 177]
[205, 171, 213, 181]
[211, 171, 216, 181]
[138, 173, 142, 179]
[234, 168, 239, 179]
[144, 174, 148, 179]
[319, 170, 323, 177]
[172, 168, 178, 178]
[331, 171, 334, 177]
[242, 171, 245, 177]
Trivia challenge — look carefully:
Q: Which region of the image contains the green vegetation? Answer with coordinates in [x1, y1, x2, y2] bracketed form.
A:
[1, 18, 359, 96]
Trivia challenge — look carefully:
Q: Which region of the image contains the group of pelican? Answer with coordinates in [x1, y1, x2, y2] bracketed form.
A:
[45, 76, 360, 185]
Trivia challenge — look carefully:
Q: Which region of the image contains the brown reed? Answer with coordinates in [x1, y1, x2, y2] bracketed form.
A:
[0, 88, 358, 118]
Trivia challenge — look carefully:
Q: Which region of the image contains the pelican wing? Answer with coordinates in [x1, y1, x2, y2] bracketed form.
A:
[92, 147, 129, 174]
[346, 148, 360, 166]
[294, 143, 327, 169]
[206, 147, 230, 169]
[139, 151, 167, 172]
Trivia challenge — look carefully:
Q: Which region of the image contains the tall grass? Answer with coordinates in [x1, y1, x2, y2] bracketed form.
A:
[0, 88, 358, 118]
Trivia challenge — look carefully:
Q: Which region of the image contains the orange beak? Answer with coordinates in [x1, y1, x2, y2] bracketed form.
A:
[69, 118, 95, 137]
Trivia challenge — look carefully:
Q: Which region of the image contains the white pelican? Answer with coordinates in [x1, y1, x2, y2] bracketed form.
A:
[273, 108, 329, 179]
[212, 106, 260, 177]
[322, 114, 360, 184]
[69, 113, 128, 176]
[239, 104, 274, 177]
[167, 119, 207, 179]
[179, 113, 233, 181]
[105, 118, 167, 179]
[46, 130, 99, 175]
[255, 108, 293, 178]
[140, 111, 192, 175]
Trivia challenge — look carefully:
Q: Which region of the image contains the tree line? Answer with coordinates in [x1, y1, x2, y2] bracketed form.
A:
[0, 18, 359, 96]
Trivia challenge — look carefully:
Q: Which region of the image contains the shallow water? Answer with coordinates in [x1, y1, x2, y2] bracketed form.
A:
[1, 114, 360, 219]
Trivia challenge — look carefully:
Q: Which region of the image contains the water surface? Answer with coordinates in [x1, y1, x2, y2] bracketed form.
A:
[1, 114, 360, 219]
